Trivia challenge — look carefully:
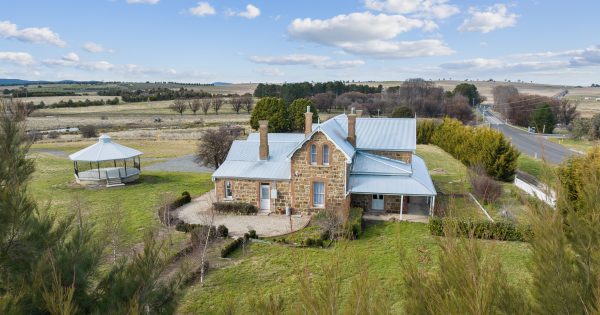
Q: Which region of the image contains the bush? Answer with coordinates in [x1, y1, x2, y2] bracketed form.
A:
[47, 131, 60, 139]
[191, 225, 217, 246]
[248, 229, 257, 239]
[468, 165, 503, 204]
[213, 202, 258, 215]
[80, 125, 98, 138]
[172, 191, 192, 208]
[344, 207, 364, 239]
[175, 222, 200, 233]
[217, 225, 229, 238]
[429, 217, 531, 242]
[391, 106, 414, 118]
[304, 238, 315, 246]
[221, 237, 244, 258]
[416, 119, 440, 144]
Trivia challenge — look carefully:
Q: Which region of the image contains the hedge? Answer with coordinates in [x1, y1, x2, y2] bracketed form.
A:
[172, 191, 192, 208]
[213, 202, 258, 215]
[429, 217, 531, 242]
[221, 237, 245, 258]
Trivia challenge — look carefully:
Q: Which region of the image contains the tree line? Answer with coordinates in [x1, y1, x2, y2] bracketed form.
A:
[253, 81, 383, 105]
[168, 94, 253, 116]
[492, 85, 578, 133]
[120, 88, 213, 103]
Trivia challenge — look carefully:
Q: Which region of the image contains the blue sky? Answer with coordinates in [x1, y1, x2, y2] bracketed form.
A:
[1, 0, 599, 85]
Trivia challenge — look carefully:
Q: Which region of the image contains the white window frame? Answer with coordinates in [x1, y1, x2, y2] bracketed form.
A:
[310, 144, 317, 165]
[322, 145, 329, 165]
[225, 181, 233, 199]
[313, 182, 325, 208]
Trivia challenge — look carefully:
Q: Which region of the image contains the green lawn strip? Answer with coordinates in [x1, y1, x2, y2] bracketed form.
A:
[548, 137, 596, 153]
[516, 154, 557, 183]
[177, 221, 531, 314]
[32, 139, 197, 159]
[30, 153, 213, 247]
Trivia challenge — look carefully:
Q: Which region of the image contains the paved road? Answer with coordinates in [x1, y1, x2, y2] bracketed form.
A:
[483, 112, 576, 165]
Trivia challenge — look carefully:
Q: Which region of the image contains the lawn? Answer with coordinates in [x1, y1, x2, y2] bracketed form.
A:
[517, 154, 557, 183]
[548, 137, 597, 153]
[177, 221, 532, 314]
[30, 140, 213, 247]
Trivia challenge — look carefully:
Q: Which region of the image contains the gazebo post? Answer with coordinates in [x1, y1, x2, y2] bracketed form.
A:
[97, 162, 101, 179]
[114, 160, 116, 168]
[138, 156, 141, 171]
[400, 195, 404, 221]
[124, 159, 127, 175]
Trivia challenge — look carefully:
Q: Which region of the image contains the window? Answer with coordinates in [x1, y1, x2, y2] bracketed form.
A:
[225, 181, 232, 199]
[313, 182, 325, 207]
[322, 145, 329, 165]
[310, 144, 317, 165]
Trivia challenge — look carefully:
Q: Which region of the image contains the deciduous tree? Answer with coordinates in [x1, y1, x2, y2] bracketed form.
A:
[169, 99, 187, 115]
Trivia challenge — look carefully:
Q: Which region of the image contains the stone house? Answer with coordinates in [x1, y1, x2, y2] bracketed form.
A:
[212, 108, 436, 217]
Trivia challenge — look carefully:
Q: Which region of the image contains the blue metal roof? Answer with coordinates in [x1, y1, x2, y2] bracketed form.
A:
[327, 115, 416, 151]
[351, 151, 412, 175]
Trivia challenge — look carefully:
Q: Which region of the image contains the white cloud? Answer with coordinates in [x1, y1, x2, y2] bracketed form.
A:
[288, 12, 452, 59]
[188, 2, 216, 16]
[365, 0, 459, 19]
[0, 21, 66, 47]
[83, 42, 114, 53]
[458, 4, 517, 33]
[238, 4, 261, 19]
[43, 52, 81, 66]
[126, 0, 159, 4]
[257, 68, 284, 76]
[250, 54, 365, 69]
[289, 12, 425, 44]
[0, 52, 35, 66]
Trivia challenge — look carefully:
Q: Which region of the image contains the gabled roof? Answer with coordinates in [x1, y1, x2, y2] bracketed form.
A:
[351, 151, 412, 175]
[326, 115, 416, 152]
[69, 135, 143, 162]
[286, 127, 353, 162]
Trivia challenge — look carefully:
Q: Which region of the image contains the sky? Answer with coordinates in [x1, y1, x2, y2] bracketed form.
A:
[1, 0, 599, 85]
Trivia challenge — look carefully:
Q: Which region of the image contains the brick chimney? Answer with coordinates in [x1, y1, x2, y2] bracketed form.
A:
[304, 106, 313, 137]
[259, 120, 269, 160]
[347, 108, 356, 146]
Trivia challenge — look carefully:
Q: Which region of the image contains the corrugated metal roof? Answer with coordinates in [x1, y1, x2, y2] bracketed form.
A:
[349, 154, 436, 196]
[226, 140, 296, 162]
[212, 160, 290, 180]
[246, 133, 306, 143]
[69, 135, 143, 162]
[328, 115, 416, 151]
[351, 151, 412, 175]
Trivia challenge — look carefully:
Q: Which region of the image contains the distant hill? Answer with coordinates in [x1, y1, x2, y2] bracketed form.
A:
[211, 82, 232, 86]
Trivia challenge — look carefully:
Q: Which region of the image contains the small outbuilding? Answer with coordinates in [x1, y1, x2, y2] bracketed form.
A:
[69, 135, 143, 187]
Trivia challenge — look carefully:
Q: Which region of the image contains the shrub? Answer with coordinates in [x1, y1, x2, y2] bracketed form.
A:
[191, 225, 217, 246]
[175, 222, 201, 233]
[344, 207, 364, 240]
[213, 202, 258, 215]
[80, 125, 98, 138]
[304, 238, 315, 247]
[172, 191, 192, 208]
[429, 217, 531, 242]
[468, 165, 503, 204]
[248, 229, 257, 239]
[416, 119, 440, 144]
[221, 237, 244, 258]
[391, 106, 414, 118]
[217, 225, 229, 238]
[47, 131, 60, 139]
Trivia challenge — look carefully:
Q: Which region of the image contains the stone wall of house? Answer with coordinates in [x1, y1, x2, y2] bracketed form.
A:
[350, 194, 408, 213]
[214, 178, 291, 213]
[365, 150, 412, 164]
[291, 132, 349, 213]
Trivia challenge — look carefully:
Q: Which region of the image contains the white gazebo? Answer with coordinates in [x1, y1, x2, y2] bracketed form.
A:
[69, 135, 143, 187]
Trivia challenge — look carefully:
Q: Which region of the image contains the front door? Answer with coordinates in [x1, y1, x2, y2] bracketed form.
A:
[372, 194, 384, 211]
[260, 184, 270, 211]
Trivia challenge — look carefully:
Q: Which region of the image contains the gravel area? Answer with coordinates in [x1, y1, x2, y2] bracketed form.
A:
[30, 148, 68, 158]
[177, 190, 311, 237]
[144, 154, 213, 173]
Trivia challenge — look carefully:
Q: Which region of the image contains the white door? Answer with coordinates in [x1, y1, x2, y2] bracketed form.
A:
[260, 184, 270, 210]
[372, 194, 384, 211]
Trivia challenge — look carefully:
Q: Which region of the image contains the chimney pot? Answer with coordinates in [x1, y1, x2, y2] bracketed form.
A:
[259, 120, 269, 160]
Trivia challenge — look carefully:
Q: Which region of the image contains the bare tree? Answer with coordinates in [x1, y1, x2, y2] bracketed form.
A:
[311, 92, 335, 113]
[555, 99, 579, 127]
[241, 93, 253, 113]
[212, 96, 223, 115]
[444, 94, 474, 123]
[230, 95, 243, 114]
[195, 125, 242, 168]
[492, 85, 519, 117]
[157, 192, 175, 246]
[169, 99, 187, 116]
[200, 97, 211, 115]
[105, 201, 125, 264]
[189, 99, 201, 115]
[0, 98, 36, 119]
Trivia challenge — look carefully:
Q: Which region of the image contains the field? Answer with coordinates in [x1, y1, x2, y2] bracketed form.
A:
[29, 140, 212, 249]
[177, 221, 532, 314]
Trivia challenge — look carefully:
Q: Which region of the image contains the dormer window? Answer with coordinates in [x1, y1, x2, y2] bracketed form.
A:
[322, 145, 329, 165]
[310, 144, 317, 165]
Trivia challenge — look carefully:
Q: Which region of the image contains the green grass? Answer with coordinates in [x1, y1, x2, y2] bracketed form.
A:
[416, 144, 468, 194]
[177, 221, 531, 314]
[517, 154, 557, 182]
[548, 137, 597, 153]
[29, 141, 213, 247]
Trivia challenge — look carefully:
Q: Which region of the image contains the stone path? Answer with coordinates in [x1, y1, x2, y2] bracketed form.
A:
[143, 154, 214, 173]
[177, 190, 311, 237]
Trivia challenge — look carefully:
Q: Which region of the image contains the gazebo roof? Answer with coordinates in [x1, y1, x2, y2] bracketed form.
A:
[69, 135, 143, 162]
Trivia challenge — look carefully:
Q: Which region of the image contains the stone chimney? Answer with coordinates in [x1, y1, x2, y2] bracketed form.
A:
[347, 108, 356, 146]
[259, 120, 269, 160]
[304, 106, 313, 137]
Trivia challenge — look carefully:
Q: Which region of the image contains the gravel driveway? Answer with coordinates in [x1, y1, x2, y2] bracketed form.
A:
[144, 154, 214, 173]
[177, 190, 310, 237]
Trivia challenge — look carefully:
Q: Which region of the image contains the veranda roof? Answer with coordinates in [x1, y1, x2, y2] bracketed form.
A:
[69, 135, 143, 162]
